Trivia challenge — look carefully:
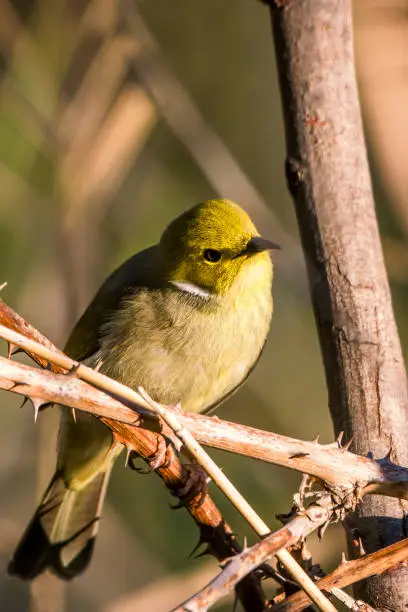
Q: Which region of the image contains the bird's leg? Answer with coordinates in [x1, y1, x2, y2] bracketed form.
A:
[125, 434, 172, 473]
[147, 434, 171, 470]
[172, 460, 209, 509]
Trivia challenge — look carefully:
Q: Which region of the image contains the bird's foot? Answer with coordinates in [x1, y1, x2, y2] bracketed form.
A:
[125, 435, 171, 473]
[172, 462, 209, 509]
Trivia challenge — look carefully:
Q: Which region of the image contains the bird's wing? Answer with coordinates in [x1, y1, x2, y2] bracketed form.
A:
[64, 246, 159, 361]
[57, 245, 160, 481]
[9, 248, 161, 582]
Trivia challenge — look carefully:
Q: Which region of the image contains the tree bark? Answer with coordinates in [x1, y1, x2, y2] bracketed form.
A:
[268, 1, 408, 609]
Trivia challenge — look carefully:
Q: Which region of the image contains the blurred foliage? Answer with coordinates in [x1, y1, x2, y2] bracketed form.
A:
[0, 1, 407, 611]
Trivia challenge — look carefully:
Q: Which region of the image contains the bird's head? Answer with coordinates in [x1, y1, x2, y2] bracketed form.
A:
[159, 199, 280, 298]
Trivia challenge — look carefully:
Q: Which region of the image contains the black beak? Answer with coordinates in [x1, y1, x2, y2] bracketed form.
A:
[246, 236, 281, 253]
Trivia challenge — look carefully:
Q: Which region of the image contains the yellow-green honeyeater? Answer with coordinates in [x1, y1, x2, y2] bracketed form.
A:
[8, 198, 279, 580]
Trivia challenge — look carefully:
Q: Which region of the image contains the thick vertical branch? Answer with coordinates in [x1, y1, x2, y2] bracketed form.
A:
[268, 0, 408, 609]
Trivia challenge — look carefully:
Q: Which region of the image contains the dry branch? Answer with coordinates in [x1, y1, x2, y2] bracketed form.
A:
[2, 349, 408, 505]
[137, 391, 336, 611]
[3, 301, 408, 608]
[0, 304, 334, 611]
[273, 537, 408, 611]
[0, 302, 266, 612]
[174, 502, 333, 611]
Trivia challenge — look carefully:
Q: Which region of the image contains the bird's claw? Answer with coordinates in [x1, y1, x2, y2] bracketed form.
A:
[172, 463, 209, 509]
[125, 435, 170, 473]
[125, 450, 150, 473]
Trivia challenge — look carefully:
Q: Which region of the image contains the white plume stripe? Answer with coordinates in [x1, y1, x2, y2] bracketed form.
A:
[171, 280, 213, 299]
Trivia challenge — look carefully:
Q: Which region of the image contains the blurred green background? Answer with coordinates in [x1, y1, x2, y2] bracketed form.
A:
[1, 0, 407, 610]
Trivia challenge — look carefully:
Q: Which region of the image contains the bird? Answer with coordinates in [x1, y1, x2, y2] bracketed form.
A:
[8, 198, 279, 580]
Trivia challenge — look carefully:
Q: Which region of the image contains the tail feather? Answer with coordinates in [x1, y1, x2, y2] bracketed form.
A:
[8, 470, 110, 581]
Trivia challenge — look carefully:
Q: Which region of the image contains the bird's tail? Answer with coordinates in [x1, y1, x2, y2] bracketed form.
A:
[8, 469, 110, 580]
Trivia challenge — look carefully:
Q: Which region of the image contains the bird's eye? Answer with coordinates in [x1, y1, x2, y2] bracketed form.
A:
[203, 249, 222, 263]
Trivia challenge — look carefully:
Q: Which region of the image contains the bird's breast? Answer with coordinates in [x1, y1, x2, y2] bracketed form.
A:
[100, 262, 273, 414]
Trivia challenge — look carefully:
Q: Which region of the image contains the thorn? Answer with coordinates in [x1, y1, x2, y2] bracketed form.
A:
[0, 281, 7, 292]
[349, 529, 366, 557]
[19, 396, 29, 410]
[318, 520, 329, 540]
[385, 447, 393, 461]
[341, 551, 348, 564]
[71, 408, 77, 423]
[336, 431, 344, 447]
[11, 347, 24, 357]
[28, 398, 52, 421]
[7, 342, 15, 359]
[193, 545, 213, 560]
[188, 533, 207, 559]
[358, 538, 366, 557]
[342, 437, 353, 452]
[312, 433, 320, 443]
[125, 447, 132, 468]
[66, 363, 80, 376]
[31, 398, 44, 422]
[94, 360, 103, 372]
[124, 449, 148, 473]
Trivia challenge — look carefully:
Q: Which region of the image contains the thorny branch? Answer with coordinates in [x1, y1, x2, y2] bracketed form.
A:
[0, 301, 267, 612]
[273, 537, 408, 611]
[137, 391, 336, 611]
[2, 299, 408, 609]
[1, 342, 408, 504]
[174, 501, 334, 612]
[0, 301, 333, 611]
[176, 496, 407, 611]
